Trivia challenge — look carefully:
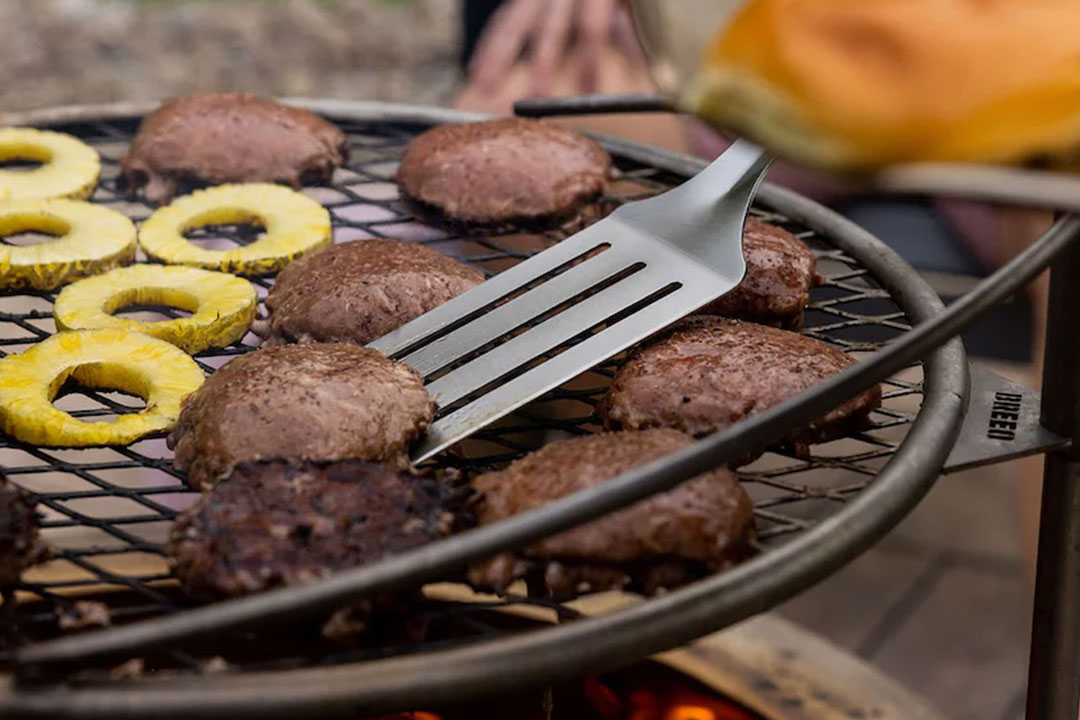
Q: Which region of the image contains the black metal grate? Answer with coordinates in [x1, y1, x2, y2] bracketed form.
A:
[0, 116, 923, 673]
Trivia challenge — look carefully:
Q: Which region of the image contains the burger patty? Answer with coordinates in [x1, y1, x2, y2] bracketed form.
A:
[168, 343, 435, 489]
[0, 471, 46, 586]
[395, 118, 611, 225]
[599, 317, 881, 454]
[468, 429, 753, 596]
[168, 459, 457, 600]
[259, 239, 485, 346]
[121, 92, 348, 203]
[703, 218, 818, 329]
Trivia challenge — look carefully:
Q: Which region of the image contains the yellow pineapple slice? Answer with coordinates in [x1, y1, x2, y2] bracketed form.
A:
[0, 329, 205, 447]
[53, 265, 257, 354]
[0, 199, 137, 291]
[0, 128, 100, 200]
[138, 183, 332, 275]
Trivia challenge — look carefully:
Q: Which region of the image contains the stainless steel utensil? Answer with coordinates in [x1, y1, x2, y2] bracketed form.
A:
[369, 139, 772, 461]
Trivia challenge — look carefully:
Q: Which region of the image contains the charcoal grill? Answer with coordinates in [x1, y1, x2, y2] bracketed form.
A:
[0, 100, 1074, 720]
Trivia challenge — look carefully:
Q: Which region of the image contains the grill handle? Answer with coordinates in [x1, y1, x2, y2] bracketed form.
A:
[513, 93, 675, 117]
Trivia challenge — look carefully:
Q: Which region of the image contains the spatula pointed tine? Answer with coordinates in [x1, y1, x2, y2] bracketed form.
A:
[368, 223, 615, 359]
[410, 285, 720, 462]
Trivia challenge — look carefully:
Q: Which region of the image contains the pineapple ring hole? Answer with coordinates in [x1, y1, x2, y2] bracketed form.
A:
[0, 158, 45, 173]
[181, 209, 267, 250]
[0, 214, 71, 247]
[49, 362, 151, 423]
[0, 142, 52, 172]
[102, 287, 199, 322]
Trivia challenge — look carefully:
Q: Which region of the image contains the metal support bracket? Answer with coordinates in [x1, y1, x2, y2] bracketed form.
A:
[943, 364, 1069, 474]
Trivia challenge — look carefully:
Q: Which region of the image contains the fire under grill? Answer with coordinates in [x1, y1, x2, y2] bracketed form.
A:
[0, 102, 967, 715]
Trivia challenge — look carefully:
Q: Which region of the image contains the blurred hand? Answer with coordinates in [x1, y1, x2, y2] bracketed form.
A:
[468, 0, 638, 97]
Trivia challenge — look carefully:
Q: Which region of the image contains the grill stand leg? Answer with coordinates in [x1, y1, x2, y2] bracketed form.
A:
[1027, 233, 1080, 720]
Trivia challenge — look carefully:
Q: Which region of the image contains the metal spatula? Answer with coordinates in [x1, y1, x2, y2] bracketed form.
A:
[370, 138, 772, 461]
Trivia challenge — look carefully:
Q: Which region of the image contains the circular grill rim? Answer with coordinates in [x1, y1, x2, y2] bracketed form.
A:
[0, 100, 967, 718]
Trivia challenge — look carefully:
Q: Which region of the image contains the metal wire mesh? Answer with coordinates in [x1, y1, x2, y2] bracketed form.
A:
[0, 115, 922, 673]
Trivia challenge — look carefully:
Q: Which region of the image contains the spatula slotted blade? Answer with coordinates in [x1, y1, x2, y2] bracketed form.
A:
[367, 139, 773, 462]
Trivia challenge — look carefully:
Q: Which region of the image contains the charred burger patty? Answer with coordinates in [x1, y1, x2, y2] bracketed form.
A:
[168, 343, 434, 489]
[704, 218, 818, 329]
[600, 317, 881, 454]
[469, 429, 753, 596]
[395, 118, 611, 225]
[260, 239, 485, 346]
[121, 92, 348, 203]
[169, 459, 456, 601]
[0, 470, 45, 586]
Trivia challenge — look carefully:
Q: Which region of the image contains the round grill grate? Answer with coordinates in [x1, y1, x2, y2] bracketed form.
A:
[0, 106, 946, 684]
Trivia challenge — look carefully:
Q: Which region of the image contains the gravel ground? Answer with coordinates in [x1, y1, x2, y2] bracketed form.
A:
[0, 0, 462, 112]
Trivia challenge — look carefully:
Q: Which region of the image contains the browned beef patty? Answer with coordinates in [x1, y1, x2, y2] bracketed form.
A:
[121, 93, 348, 203]
[599, 317, 881, 454]
[395, 118, 611, 225]
[260, 239, 485, 346]
[469, 429, 753, 596]
[168, 343, 434, 489]
[0, 471, 45, 586]
[703, 218, 818, 329]
[168, 459, 454, 600]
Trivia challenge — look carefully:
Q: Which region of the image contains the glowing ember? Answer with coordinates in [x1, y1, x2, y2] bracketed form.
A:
[363, 664, 759, 719]
[606, 672, 759, 720]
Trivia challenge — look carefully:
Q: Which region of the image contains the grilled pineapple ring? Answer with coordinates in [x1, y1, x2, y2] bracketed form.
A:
[0, 199, 137, 290]
[138, 183, 332, 275]
[0, 329, 205, 447]
[0, 128, 101, 200]
[54, 265, 257, 353]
